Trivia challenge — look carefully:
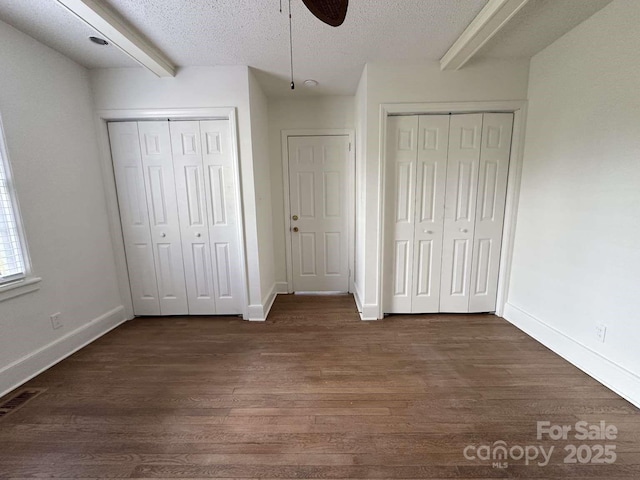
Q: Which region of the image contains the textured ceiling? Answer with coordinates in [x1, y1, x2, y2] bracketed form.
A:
[0, 0, 138, 68]
[0, 0, 615, 97]
[0, 0, 488, 96]
[101, 0, 490, 96]
[476, 0, 614, 58]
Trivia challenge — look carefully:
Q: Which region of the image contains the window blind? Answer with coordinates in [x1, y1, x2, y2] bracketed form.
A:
[0, 137, 25, 283]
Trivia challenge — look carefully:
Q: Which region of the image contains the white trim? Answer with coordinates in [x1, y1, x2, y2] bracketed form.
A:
[0, 114, 35, 287]
[0, 305, 129, 398]
[93, 107, 249, 320]
[353, 281, 364, 312]
[247, 281, 288, 321]
[280, 129, 356, 294]
[353, 281, 377, 320]
[503, 303, 640, 409]
[360, 303, 380, 321]
[440, 0, 529, 71]
[377, 101, 527, 319]
[56, 0, 176, 77]
[495, 105, 527, 316]
[0, 276, 41, 302]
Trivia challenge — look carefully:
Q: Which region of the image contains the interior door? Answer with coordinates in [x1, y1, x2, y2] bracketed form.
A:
[411, 115, 450, 312]
[288, 135, 350, 292]
[200, 120, 244, 314]
[469, 113, 513, 312]
[439, 114, 483, 313]
[108, 122, 160, 315]
[137, 121, 188, 315]
[383, 116, 418, 312]
[170, 120, 217, 314]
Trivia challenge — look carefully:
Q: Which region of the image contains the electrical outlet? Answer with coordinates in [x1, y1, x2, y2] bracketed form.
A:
[50, 313, 63, 330]
[595, 323, 607, 343]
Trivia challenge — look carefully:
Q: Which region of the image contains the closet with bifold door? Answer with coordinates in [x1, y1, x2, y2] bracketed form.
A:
[108, 119, 244, 316]
[384, 113, 513, 314]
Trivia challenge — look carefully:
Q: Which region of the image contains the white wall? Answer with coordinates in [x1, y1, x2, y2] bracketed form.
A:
[505, 0, 640, 406]
[354, 67, 368, 312]
[90, 66, 271, 318]
[360, 60, 530, 316]
[0, 21, 125, 395]
[248, 70, 277, 313]
[267, 96, 355, 284]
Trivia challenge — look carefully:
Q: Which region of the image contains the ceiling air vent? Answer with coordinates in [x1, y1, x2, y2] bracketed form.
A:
[0, 388, 46, 419]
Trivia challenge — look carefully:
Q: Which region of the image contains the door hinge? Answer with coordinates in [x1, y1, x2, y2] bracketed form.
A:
[349, 142, 352, 152]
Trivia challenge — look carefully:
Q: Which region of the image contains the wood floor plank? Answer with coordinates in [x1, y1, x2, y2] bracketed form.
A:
[0, 294, 637, 478]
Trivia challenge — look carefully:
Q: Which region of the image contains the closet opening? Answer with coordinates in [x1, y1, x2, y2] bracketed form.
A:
[378, 102, 526, 317]
[102, 111, 248, 318]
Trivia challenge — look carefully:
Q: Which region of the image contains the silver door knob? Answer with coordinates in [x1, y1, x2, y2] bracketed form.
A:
[292, 215, 299, 221]
[460, 228, 468, 233]
[195, 233, 201, 238]
[160, 233, 166, 238]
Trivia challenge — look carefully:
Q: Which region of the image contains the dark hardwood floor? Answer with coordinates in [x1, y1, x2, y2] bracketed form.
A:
[0, 294, 638, 479]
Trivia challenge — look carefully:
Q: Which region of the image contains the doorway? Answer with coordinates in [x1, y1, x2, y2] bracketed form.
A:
[282, 131, 355, 293]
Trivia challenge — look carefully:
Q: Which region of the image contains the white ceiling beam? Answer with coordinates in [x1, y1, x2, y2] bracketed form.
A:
[56, 0, 176, 77]
[440, 0, 529, 71]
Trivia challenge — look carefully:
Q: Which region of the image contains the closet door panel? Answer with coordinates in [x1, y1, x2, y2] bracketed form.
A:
[469, 113, 513, 312]
[201, 120, 243, 314]
[108, 122, 160, 315]
[412, 115, 449, 312]
[170, 121, 217, 315]
[138, 121, 188, 315]
[440, 114, 483, 312]
[383, 116, 418, 313]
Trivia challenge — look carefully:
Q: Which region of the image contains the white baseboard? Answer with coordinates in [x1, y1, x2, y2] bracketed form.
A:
[503, 303, 640, 409]
[359, 303, 380, 321]
[247, 282, 288, 322]
[353, 282, 380, 321]
[353, 281, 364, 311]
[0, 305, 128, 398]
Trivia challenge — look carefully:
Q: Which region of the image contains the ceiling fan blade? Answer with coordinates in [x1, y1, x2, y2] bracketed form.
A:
[301, 0, 348, 27]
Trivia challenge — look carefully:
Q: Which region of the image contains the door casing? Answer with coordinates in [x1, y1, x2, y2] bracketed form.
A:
[281, 129, 356, 294]
[95, 108, 249, 320]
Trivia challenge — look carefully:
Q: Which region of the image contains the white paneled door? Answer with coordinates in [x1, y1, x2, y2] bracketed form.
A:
[288, 135, 350, 292]
[439, 114, 483, 312]
[384, 116, 450, 313]
[108, 122, 160, 315]
[170, 120, 216, 315]
[469, 113, 513, 312]
[383, 116, 418, 313]
[137, 121, 189, 315]
[109, 119, 244, 316]
[200, 120, 244, 314]
[384, 113, 513, 314]
[413, 115, 450, 312]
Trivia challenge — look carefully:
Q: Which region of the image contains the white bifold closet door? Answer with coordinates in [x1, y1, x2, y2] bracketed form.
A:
[384, 115, 449, 313]
[109, 121, 188, 316]
[384, 113, 513, 314]
[109, 120, 243, 316]
[469, 114, 513, 312]
[108, 122, 160, 316]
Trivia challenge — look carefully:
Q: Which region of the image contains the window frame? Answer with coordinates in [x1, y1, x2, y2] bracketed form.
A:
[0, 113, 39, 301]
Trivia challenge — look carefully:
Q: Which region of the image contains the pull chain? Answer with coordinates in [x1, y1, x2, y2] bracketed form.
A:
[288, 0, 294, 89]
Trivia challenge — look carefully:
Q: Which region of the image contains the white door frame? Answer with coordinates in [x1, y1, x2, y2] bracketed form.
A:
[378, 101, 528, 318]
[281, 129, 356, 294]
[94, 107, 249, 320]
